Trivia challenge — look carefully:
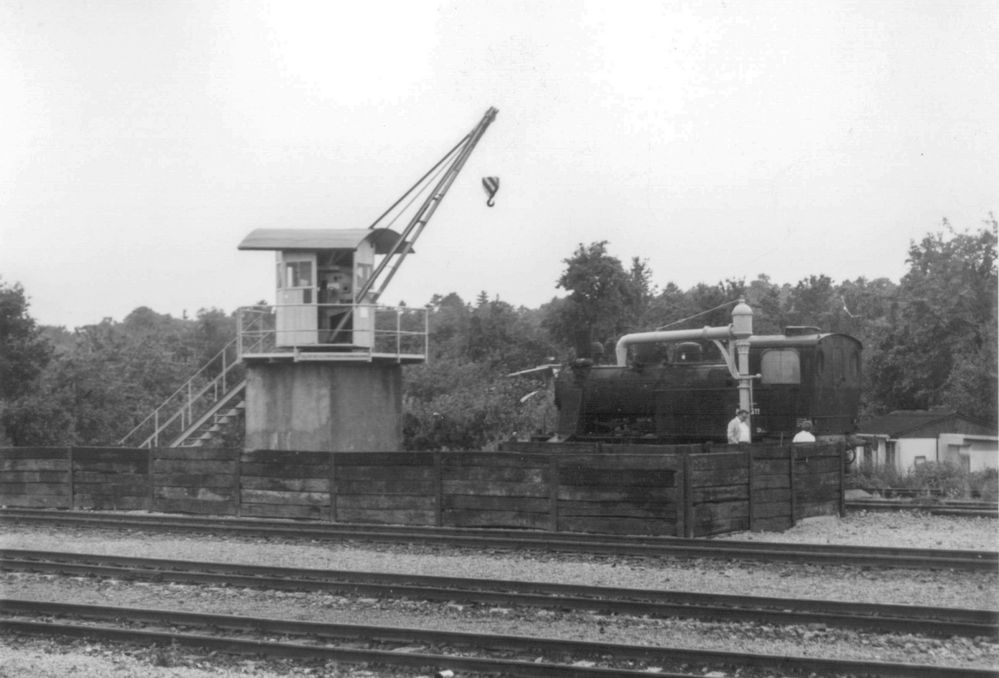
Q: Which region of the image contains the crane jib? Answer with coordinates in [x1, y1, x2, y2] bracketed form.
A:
[360, 107, 498, 303]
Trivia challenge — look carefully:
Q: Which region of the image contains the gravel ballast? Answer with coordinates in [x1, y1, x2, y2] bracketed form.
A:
[1, 509, 997, 677]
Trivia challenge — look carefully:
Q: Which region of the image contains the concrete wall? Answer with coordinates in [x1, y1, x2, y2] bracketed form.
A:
[939, 433, 999, 472]
[897, 438, 937, 470]
[244, 361, 402, 452]
[854, 434, 999, 473]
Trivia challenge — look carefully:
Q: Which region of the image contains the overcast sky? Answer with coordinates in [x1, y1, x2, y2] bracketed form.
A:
[2, 0, 996, 329]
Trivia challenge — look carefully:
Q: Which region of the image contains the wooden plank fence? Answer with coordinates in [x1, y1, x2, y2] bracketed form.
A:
[0, 441, 845, 536]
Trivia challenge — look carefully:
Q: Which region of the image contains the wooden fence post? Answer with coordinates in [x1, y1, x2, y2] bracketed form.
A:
[789, 445, 797, 524]
[837, 440, 846, 517]
[673, 453, 683, 538]
[328, 451, 336, 523]
[234, 449, 243, 518]
[548, 453, 559, 533]
[67, 447, 75, 510]
[682, 451, 693, 538]
[147, 448, 155, 512]
[434, 451, 443, 527]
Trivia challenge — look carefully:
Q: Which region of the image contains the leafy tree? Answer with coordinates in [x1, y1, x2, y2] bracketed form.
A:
[2, 303, 233, 446]
[0, 281, 55, 445]
[403, 360, 536, 450]
[0, 280, 52, 401]
[784, 275, 844, 332]
[742, 275, 786, 335]
[868, 217, 998, 422]
[402, 291, 559, 450]
[467, 298, 553, 370]
[642, 278, 747, 332]
[544, 241, 648, 359]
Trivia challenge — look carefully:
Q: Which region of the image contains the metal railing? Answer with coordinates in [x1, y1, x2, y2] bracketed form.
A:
[237, 303, 428, 362]
[118, 340, 245, 449]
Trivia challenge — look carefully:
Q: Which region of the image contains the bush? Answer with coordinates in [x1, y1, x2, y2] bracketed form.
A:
[907, 461, 968, 498]
[969, 467, 999, 502]
[848, 460, 998, 501]
[847, 460, 906, 493]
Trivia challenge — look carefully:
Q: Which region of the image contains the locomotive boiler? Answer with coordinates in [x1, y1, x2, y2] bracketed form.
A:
[553, 301, 862, 444]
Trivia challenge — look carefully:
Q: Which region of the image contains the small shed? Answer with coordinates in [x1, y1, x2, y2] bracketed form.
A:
[238, 227, 407, 349]
[855, 409, 998, 472]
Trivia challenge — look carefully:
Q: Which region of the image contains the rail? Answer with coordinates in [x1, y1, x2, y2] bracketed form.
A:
[3, 509, 995, 571]
[3, 549, 994, 638]
[4, 599, 994, 677]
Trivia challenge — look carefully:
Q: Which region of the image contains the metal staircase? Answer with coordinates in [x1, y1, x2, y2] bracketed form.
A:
[118, 340, 246, 449]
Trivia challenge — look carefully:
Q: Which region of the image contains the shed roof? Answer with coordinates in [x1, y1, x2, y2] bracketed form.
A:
[858, 409, 997, 438]
[237, 228, 408, 254]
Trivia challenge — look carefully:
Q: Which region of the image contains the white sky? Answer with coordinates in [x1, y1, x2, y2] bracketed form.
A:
[2, 0, 996, 329]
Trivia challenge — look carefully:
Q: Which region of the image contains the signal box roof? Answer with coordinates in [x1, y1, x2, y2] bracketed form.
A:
[238, 228, 408, 254]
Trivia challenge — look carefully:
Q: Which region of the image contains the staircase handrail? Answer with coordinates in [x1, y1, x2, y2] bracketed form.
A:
[134, 373, 243, 449]
[118, 338, 242, 448]
[168, 380, 246, 448]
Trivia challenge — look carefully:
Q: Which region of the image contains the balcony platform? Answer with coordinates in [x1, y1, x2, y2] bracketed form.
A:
[242, 349, 426, 364]
[237, 304, 427, 365]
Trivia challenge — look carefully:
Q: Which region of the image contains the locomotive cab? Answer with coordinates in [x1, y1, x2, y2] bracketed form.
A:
[749, 331, 861, 440]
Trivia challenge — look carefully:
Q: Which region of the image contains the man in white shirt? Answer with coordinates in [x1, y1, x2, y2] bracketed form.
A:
[727, 409, 751, 444]
[792, 419, 816, 443]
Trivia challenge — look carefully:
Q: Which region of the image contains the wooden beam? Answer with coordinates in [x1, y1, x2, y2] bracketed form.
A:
[548, 454, 558, 533]
[789, 445, 797, 524]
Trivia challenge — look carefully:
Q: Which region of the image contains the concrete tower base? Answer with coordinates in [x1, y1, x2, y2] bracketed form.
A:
[244, 361, 403, 452]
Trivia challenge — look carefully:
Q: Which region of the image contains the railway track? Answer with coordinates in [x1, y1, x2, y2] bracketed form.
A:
[846, 500, 998, 518]
[2, 508, 996, 571]
[3, 598, 995, 678]
[4, 548, 995, 639]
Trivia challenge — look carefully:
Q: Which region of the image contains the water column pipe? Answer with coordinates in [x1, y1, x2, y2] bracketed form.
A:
[730, 298, 754, 427]
[614, 326, 737, 366]
[613, 298, 755, 436]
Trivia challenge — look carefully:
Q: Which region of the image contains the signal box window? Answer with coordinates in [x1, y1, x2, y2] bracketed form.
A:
[761, 349, 801, 384]
[285, 262, 313, 288]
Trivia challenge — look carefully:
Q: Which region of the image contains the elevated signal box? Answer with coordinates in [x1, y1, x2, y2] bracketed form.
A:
[236, 228, 426, 363]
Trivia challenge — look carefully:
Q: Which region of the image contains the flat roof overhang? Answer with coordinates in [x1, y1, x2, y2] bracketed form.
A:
[238, 228, 409, 254]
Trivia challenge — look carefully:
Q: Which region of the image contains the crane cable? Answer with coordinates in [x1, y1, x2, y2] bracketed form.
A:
[365, 135, 470, 231]
[655, 299, 741, 331]
[379, 155, 455, 232]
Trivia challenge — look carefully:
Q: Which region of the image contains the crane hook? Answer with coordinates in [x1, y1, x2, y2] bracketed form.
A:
[482, 176, 500, 207]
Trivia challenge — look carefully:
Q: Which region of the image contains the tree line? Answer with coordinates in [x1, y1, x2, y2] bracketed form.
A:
[1, 216, 995, 450]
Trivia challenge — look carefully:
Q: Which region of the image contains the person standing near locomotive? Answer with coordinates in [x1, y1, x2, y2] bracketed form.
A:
[727, 409, 751, 444]
[792, 419, 816, 443]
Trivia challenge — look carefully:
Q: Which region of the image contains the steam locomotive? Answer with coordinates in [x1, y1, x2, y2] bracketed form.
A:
[553, 324, 862, 445]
